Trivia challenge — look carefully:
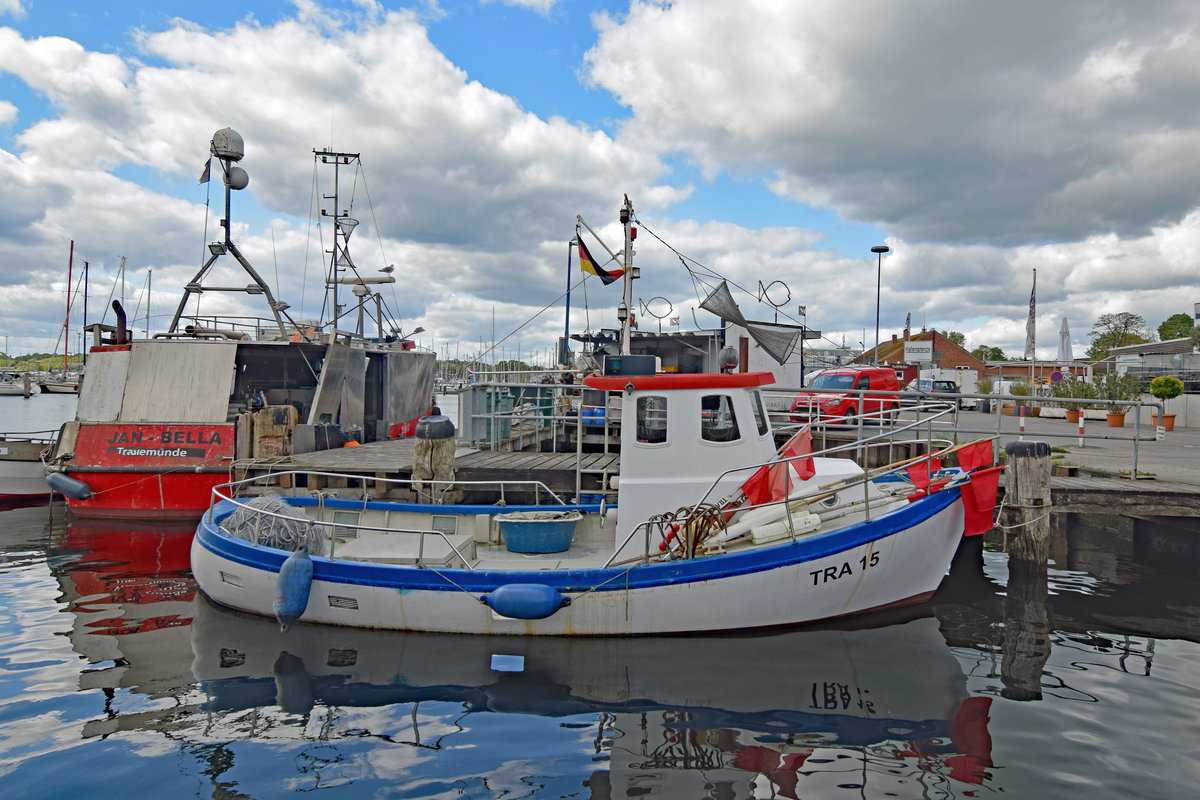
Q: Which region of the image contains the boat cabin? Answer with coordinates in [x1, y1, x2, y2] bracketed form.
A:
[582, 371, 779, 561]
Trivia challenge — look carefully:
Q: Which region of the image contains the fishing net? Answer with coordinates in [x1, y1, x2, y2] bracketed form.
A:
[699, 281, 801, 364]
[221, 493, 327, 556]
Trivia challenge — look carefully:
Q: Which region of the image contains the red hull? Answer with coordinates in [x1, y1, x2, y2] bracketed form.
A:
[62, 470, 226, 520]
[63, 422, 235, 520]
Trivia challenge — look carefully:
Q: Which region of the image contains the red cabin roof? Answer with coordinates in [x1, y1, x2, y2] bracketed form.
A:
[583, 372, 775, 392]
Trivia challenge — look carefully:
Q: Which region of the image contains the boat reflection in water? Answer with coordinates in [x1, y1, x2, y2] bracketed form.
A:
[46, 513, 992, 797]
[190, 597, 993, 797]
[51, 518, 197, 734]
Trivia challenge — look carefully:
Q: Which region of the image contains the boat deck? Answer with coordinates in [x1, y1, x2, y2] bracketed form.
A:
[472, 540, 618, 571]
[242, 438, 620, 500]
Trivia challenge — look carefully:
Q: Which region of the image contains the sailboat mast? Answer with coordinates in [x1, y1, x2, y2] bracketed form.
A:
[65, 240, 73, 371]
[82, 260, 88, 366]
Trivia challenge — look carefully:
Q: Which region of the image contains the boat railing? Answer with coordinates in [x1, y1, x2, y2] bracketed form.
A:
[605, 404, 963, 567]
[155, 314, 313, 342]
[217, 468, 573, 508]
[210, 477, 479, 570]
[0, 428, 60, 443]
[0, 428, 61, 464]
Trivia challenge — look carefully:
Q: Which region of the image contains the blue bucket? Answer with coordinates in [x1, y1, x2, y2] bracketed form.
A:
[496, 510, 582, 554]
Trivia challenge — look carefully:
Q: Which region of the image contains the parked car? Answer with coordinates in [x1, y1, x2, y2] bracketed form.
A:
[901, 378, 961, 409]
[790, 367, 902, 423]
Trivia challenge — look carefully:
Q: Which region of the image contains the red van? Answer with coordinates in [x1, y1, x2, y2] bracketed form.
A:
[790, 366, 902, 423]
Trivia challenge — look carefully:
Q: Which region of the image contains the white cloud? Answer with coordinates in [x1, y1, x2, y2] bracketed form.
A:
[483, 0, 561, 16]
[0, 1, 25, 21]
[586, 0, 1200, 245]
[1, 2, 1199, 362]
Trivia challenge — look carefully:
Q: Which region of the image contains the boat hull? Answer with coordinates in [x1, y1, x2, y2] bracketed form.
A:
[59, 470, 227, 519]
[192, 488, 966, 636]
[0, 438, 55, 503]
[56, 421, 234, 519]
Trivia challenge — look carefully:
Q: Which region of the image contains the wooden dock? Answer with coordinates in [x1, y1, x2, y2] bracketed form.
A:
[1044, 474, 1200, 516]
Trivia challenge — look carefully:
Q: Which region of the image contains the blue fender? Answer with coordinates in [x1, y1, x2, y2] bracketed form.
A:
[482, 583, 571, 620]
[274, 546, 314, 632]
[46, 471, 94, 500]
[272, 651, 315, 715]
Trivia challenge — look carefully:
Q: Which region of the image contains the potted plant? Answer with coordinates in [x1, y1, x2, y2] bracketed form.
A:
[1006, 380, 1036, 416]
[977, 377, 994, 413]
[1149, 375, 1184, 431]
[1094, 371, 1142, 426]
[1051, 375, 1094, 422]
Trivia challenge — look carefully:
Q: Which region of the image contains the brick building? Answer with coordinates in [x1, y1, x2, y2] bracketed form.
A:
[857, 330, 987, 384]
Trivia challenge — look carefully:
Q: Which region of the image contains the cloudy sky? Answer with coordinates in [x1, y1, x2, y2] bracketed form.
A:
[2, 0, 1199, 365]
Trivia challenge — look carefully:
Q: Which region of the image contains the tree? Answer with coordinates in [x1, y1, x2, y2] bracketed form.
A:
[971, 345, 1006, 362]
[942, 330, 966, 346]
[1158, 312, 1194, 342]
[1087, 312, 1151, 360]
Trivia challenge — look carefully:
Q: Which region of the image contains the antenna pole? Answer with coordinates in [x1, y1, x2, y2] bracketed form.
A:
[619, 195, 635, 355]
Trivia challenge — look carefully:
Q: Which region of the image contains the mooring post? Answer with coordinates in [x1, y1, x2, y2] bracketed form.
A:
[1001, 440, 1052, 700]
[1004, 441, 1051, 562]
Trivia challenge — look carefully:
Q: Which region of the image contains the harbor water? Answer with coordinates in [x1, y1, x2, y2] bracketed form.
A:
[1, 395, 1198, 797]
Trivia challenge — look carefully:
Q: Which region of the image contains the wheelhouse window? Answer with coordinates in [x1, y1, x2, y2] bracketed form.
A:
[701, 394, 741, 442]
[750, 391, 769, 436]
[636, 396, 668, 444]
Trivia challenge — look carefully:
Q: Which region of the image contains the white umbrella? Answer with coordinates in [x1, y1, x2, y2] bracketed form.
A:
[1056, 317, 1073, 363]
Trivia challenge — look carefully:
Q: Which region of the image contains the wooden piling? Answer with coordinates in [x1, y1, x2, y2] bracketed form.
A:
[1001, 440, 1052, 701]
[1004, 441, 1051, 563]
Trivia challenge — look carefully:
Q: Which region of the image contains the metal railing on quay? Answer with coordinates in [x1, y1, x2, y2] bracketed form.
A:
[763, 387, 1166, 478]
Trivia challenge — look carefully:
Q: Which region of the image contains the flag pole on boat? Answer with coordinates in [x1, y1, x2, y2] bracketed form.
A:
[562, 238, 573, 367]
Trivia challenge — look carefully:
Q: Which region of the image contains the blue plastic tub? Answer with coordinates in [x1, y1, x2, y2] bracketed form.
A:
[496, 510, 582, 554]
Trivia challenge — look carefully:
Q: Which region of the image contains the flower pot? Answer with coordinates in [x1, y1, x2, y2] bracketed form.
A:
[1153, 413, 1176, 431]
[1028, 406, 1041, 417]
[1065, 409, 1080, 423]
[1106, 412, 1126, 427]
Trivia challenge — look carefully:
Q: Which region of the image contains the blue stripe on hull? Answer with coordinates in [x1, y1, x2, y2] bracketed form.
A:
[195, 488, 961, 594]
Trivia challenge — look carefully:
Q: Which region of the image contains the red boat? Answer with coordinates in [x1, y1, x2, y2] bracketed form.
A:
[45, 129, 435, 520]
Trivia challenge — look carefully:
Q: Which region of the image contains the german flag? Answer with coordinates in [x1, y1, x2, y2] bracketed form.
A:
[578, 239, 623, 285]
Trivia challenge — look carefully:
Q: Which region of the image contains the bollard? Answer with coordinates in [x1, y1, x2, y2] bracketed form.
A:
[1004, 440, 1051, 562]
[412, 415, 460, 503]
[1001, 440, 1052, 701]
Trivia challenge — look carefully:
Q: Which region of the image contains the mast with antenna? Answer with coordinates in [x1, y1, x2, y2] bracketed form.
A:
[168, 128, 290, 336]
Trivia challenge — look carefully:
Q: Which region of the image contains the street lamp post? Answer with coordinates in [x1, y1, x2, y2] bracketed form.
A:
[871, 245, 890, 365]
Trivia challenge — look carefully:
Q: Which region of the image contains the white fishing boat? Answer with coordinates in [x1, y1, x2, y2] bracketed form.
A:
[191, 198, 1003, 636]
[44, 129, 435, 519]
